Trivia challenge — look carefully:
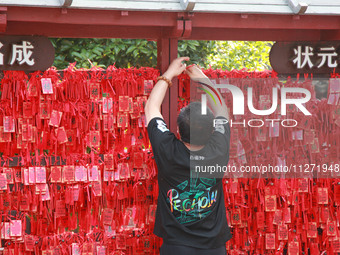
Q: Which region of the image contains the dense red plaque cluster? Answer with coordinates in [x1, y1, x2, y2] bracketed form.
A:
[0, 65, 339, 254]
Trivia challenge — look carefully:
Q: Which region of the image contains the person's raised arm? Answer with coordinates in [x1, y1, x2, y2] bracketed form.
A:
[145, 57, 190, 126]
[185, 65, 229, 120]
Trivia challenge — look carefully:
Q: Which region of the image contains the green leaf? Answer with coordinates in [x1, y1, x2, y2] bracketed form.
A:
[71, 52, 82, 59]
[188, 44, 196, 50]
[93, 49, 102, 55]
[126, 45, 136, 54]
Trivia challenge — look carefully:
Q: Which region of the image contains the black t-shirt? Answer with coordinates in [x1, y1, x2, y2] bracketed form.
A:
[147, 116, 232, 249]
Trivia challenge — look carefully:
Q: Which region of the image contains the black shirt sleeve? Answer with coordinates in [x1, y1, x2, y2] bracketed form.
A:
[147, 117, 175, 156]
[208, 116, 231, 164]
[211, 116, 230, 145]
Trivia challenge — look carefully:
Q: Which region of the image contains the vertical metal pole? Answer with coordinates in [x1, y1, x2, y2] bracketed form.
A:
[157, 37, 178, 133]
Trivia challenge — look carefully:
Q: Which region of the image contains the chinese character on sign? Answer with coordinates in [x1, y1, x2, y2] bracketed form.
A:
[41, 78, 53, 94]
[9, 41, 35, 66]
[317, 47, 338, 68]
[293, 45, 314, 69]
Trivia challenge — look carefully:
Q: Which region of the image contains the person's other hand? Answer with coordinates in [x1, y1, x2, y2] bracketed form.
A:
[163, 57, 190, 80]
[184, 64, 207, 80]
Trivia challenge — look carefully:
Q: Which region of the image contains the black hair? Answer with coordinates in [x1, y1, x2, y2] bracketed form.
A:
[177, 101, 214, 146]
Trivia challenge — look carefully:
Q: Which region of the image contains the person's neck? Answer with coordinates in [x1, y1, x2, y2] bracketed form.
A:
[183, 142, 204, 151]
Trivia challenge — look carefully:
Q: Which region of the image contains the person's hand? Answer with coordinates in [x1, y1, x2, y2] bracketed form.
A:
[163, 57, 190, 80]
[184, 64, 208, 81]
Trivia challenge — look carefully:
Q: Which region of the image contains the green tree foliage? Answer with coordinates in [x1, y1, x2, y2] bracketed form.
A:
[207, 41, 273, 70]
[51, 38, 157, 69]
[50, 38, 272, 70]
